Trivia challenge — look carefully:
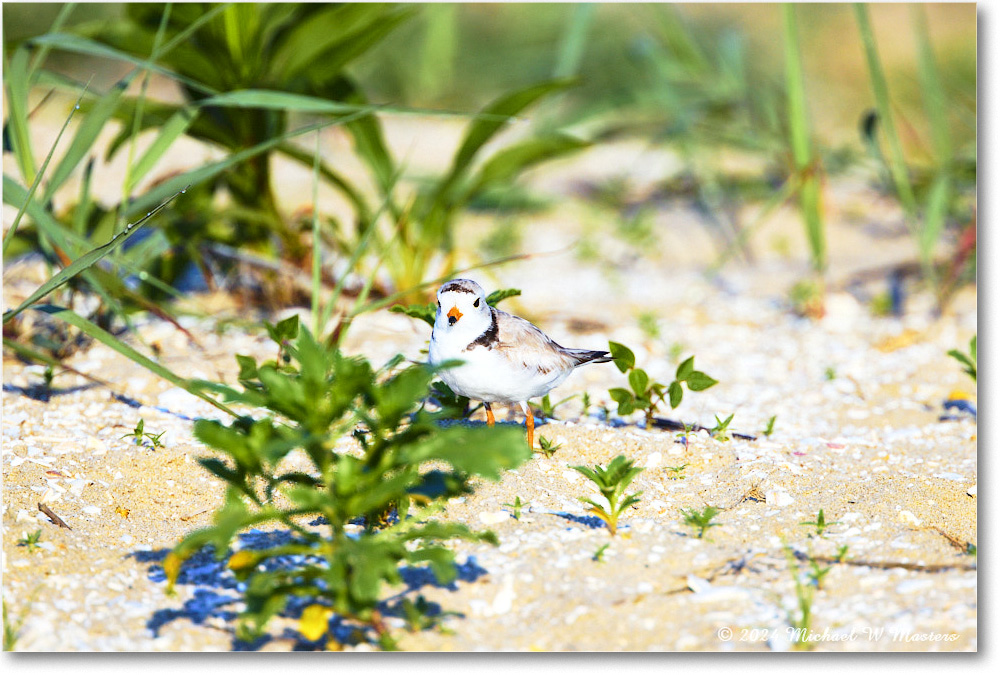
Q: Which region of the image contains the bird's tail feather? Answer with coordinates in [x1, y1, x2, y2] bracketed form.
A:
[566, 349, 612, 366]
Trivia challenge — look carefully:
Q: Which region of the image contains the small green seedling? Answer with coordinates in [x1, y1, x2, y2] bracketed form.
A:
[572, 455, 644, 536]
[947, 335, 977, 382]
[593, 543, 610, 562]
[763, 415, 777, 437]
[799, 509, 840, 538]
[502, 496, 529, 520]
[16, 529, 42, 553]
[536, 436, 562, 458]
[580, 392, 591, 417]
[966, 543, 977, 557]
[834, 544, 850, 563]
[607, 342, 717, 427]
[120, 419, 166, 449]
[666, 464, 689, 480]
[783, 544, 815, 651]
[709, 414, 734, 442]
[807, 557, 833, 590]
[681, 505, 721, 539]
[824, 366, 836, 381]
[534, 393, 577, 420]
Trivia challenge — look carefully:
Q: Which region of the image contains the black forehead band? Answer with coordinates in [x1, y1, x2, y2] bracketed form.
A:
[440, 281, 479, 295]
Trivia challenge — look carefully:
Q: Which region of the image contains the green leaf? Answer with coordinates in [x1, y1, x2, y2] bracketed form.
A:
[235, 354, 259, 381]
[485, 288, 522, 307]
[675, 356, 695, 381]
[608, 387, 633, 405]
[608, 341, 635, 373]
[629, 368, 650, 396]
[668, 381, 683, 409]
[388, 302, 436, 327]
[399, 425, 531, 481]
[685, 371, 719, 392]
[469, 135, 590, 195]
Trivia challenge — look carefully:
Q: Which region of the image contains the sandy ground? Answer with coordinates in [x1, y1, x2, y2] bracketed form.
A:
[2, 115, 977, 651]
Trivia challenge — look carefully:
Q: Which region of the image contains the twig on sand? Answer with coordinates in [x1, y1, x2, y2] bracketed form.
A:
[38, 502, 71, 529]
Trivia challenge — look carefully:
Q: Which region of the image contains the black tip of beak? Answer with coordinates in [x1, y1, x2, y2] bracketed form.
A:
[448, 316, 457, 326]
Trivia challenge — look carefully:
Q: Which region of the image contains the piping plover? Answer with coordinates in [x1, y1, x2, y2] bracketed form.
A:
[428, 278, 611, 447]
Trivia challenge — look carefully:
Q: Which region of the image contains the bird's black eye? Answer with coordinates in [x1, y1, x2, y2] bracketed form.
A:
[474, 298, 480, 308]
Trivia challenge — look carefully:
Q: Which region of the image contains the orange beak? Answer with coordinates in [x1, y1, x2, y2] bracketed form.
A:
[447, 305, 463, 324]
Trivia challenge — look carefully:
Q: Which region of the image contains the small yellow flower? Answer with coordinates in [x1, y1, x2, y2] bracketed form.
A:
[299, 604, 334, 642]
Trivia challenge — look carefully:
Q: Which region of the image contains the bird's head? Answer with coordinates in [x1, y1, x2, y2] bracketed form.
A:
[435, 278, 491, 333]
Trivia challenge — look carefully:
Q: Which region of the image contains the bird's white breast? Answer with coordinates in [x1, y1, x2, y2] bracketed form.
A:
[429, 329, 570, 403]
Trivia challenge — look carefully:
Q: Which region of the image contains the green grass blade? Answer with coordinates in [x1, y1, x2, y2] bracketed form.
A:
[119, 3, 173, 229]
[42, 76, 132, 204]
[3, 189, 183, 323]
[783, 5, 825, 272]
[554, 4, 596, 79]
[311, 131, 322, 336]
[853, 4, 918, 217]
[418, 3, 457, 99]
[3, 86, 87, 257]
[28, 32, 218, 98]
[26, 3, 77, 86]
[126, 107, 198, 192]
[3, 46, 38, 183]
[31, 304, 238, 417]
[912, 4, 952, 284]
[912, 5, 952, 165]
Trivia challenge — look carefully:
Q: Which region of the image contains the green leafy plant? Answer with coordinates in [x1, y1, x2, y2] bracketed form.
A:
[709, 413, 734, 442]
[681, 505, 720, 539]
[164, 326, 531, 647]
[592, 543, 610, 562]
[763, 415, 777, 437]
[571, 455, 643, 536]
[535, 436, 562, 459]
[665, 464, 689, 480]
[120, 418, 166, 449]
[947, 335, 977, 382]
[534, 393, 577, 420]
[607, 342, 718, 427]
[60, 4, 414, 258]
[502, 496, 529, 520]
[799, 509, 840, 539]
[16, 529, 43, 553]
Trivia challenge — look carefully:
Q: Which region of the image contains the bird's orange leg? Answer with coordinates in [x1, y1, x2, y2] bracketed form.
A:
[519, 402, 534, 448]
[484, 401, 495, 427]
